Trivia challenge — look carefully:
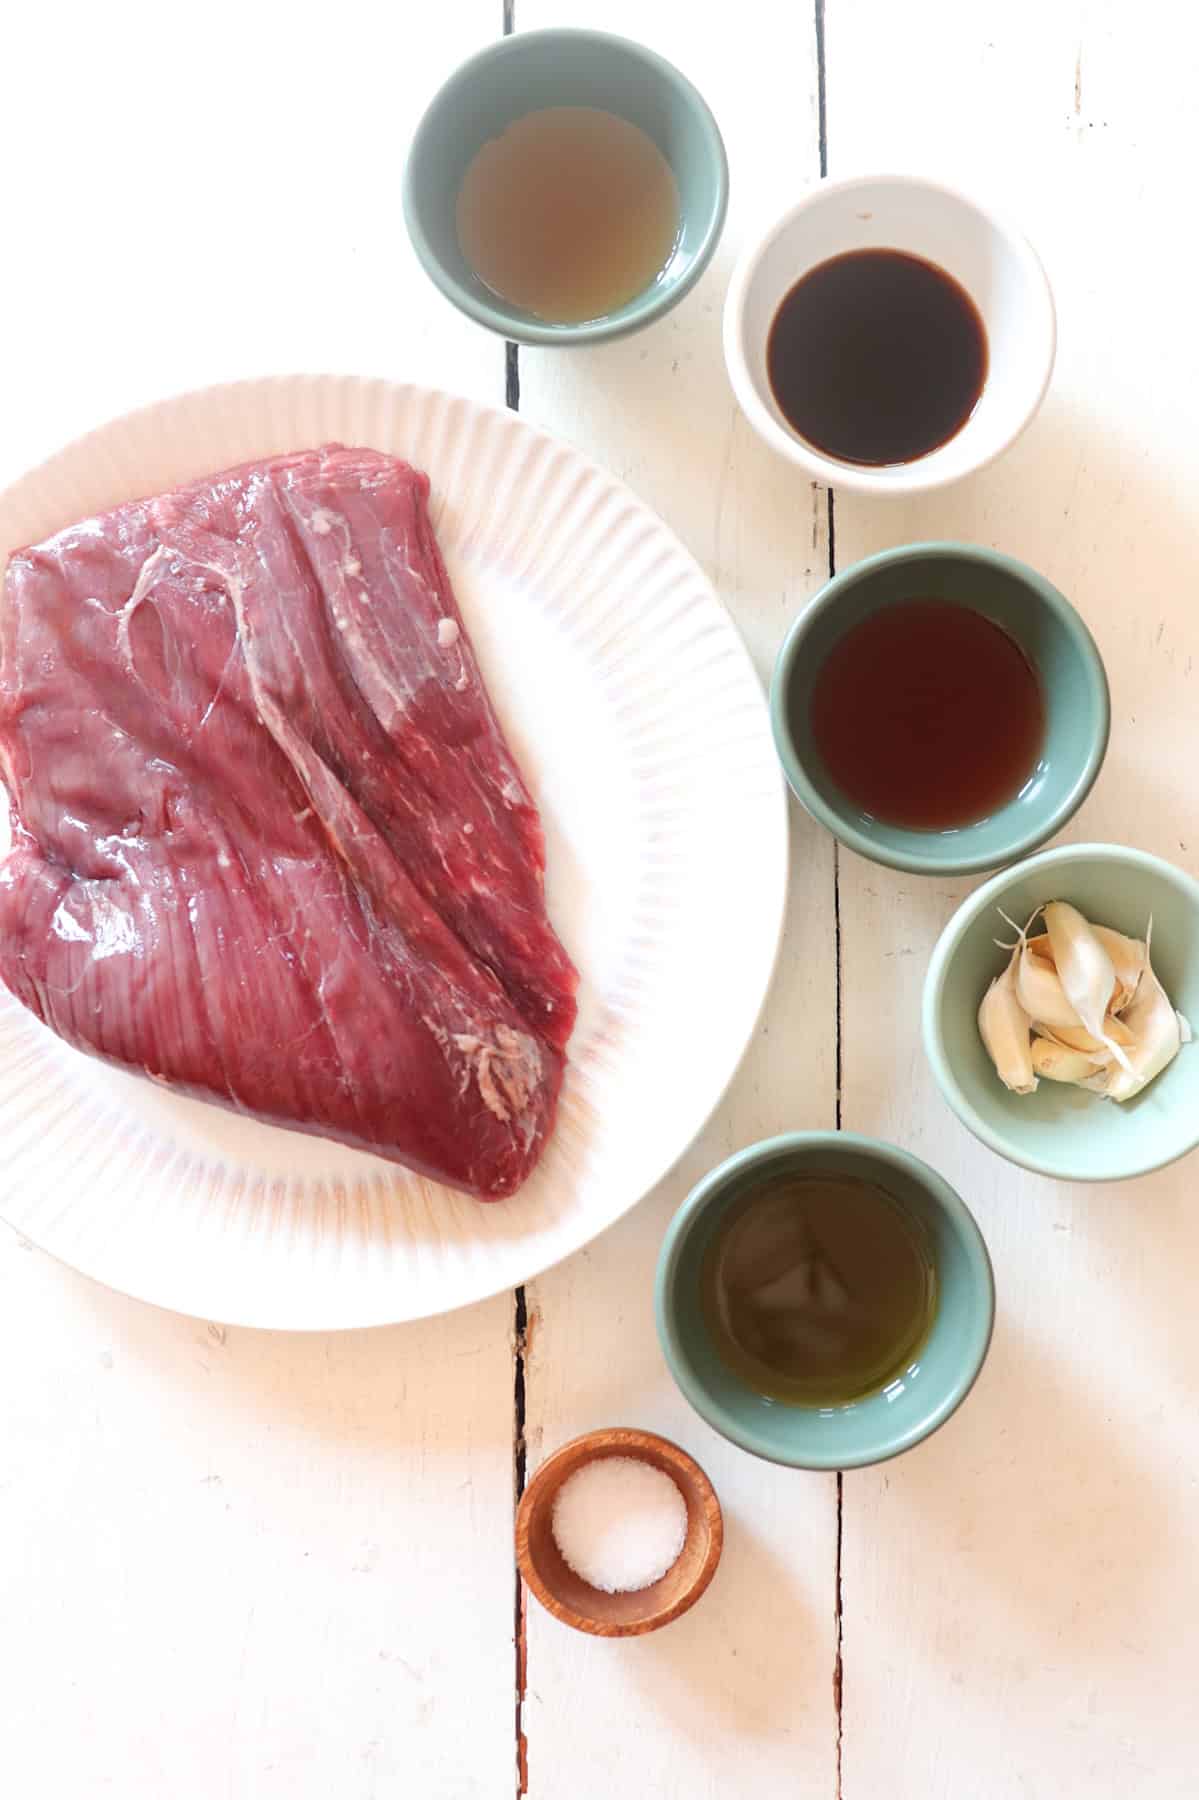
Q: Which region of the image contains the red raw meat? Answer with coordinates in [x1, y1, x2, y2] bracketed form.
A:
[0, 447, 578, 1199]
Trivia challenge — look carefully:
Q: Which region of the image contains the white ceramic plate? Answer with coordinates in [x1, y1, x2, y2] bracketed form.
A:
[0, 376, 787, 1328]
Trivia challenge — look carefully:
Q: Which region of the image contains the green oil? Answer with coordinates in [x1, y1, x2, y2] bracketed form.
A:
[701, 1174, 937, 1407]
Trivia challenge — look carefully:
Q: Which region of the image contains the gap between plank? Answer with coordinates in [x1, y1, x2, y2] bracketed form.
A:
[504, 20, 526, 1799]
[814, 4, 844, 1795]
[513, 1285, 529, 1797]
[504, 16, 527, 1797]
[814, 0, 829, 178]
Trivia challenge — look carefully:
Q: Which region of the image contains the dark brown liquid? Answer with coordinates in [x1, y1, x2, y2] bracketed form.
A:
[455, 106, 680, 324]
[767, 249, 987, 465]
[701, 1175, 937, 1407]
[808, 600, 1044, 830]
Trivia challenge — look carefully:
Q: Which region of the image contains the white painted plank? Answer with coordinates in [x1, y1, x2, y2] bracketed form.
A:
[0, 7, 518, 1799]
[11, 0, 1196, 1794]
[515, 5, 839, 1795]
[827, 3, 1199, 1796]
[0, 1, 503, 488]
[0, 1234, 517, 1799]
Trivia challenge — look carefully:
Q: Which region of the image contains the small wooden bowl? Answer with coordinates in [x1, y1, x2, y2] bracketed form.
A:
[515, 1427, 723, 1638]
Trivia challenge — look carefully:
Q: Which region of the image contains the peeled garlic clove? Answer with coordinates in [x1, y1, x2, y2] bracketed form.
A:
[1042, 901, 1133, 1074]
[1015, 939, 1084, 1030]
[1031, 1036, 1106, 1083]
[979, 947, 1037, 1094]
[1037, 1016, 1134, 1055]
[983, 902, 1187, 1102]
[1090, 924, 1147, 1012]
[1093, 939, 1181, 1102]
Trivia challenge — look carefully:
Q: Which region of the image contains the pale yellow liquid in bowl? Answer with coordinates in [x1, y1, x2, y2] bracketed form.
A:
[455, 105, 681, 325]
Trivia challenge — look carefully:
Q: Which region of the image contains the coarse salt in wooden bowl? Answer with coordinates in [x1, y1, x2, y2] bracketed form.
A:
[515, 1427, 723, 1638]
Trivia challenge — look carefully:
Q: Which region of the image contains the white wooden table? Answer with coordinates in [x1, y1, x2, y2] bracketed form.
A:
[3, 3, 1197, 1795]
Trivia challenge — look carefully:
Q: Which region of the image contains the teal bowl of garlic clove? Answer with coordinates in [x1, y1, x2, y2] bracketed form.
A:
[402, 28, 728, 346]
[924, 843, 1199, 1181]
[770, 542, 1111, 878]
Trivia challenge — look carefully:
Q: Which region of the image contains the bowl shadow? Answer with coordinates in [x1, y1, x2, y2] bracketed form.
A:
[849, 1320, 1177, 1666]
[623, 1521, 829, 1739]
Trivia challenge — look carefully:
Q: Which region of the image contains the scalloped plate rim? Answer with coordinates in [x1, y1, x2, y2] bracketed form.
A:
[0, 375, 789, 1329]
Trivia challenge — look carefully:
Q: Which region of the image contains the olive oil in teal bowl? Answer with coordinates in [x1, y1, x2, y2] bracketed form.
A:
[656, 1133, 994, 1471]
[700, 1171, 937, 1410]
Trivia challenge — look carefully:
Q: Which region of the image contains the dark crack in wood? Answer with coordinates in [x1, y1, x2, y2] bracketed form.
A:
[815, 0, 829, 177]
[506, 4, 523, 1780]
[513, 1284, 529, 1796]
[814, 8, 843, 1795]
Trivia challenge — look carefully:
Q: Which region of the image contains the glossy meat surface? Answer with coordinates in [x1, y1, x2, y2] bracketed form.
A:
[0, 448, 578, 1199]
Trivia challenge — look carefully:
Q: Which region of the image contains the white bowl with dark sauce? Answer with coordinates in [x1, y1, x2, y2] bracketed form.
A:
[722, 173, 1056, 495]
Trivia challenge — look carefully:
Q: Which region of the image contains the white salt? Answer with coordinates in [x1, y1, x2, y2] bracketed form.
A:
[437, 617, 460, 648]
[550, 1456, 688, 1594]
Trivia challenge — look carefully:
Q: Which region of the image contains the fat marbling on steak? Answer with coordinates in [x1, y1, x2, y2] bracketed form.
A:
[0, 447, 578, 1199]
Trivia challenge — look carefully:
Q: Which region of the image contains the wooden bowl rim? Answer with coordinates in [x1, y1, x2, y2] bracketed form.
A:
[515, 1426, 724, 1638]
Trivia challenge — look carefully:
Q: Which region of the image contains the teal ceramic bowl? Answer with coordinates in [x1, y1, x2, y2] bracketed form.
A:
[655, 1133, 995, 1471]
[924, 843, 1199, 1181]
[770, 544, 1110, 876]
[402, 29, 728, 346]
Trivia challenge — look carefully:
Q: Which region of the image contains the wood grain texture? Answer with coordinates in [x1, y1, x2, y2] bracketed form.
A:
[826, 3, 1199, 1796]
[0, 1234, 516, 1799]
[0, 1, 502, 490]
[516, 1428, 723, 1636]
[4, 0, 1199, 1796]
[515, 3, 839, 1796]
[0, 6, 517, 1799]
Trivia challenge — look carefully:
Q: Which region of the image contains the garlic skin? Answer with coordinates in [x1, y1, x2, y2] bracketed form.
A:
[1085, 931, 1186, 1102]
[978, 902, 1188, 1104]
[1090, 924, 1147, 1013]
[978, 946, 1037, 1094]
[1037, 1016, 1134, 1054]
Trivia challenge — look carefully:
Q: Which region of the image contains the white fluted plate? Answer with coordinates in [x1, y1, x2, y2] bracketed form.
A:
[0, 376, 786, 1328]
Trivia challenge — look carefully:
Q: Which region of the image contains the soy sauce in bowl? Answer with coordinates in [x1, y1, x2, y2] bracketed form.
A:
[767, 249, 987, 465]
